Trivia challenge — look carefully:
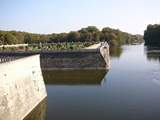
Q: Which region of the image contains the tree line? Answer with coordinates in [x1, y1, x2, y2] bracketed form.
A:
[0, 26, 143, 46]
[144, 24, 160, 46]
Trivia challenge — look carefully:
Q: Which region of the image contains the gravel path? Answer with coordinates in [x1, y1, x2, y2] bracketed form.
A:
[84, 43, 101, 49]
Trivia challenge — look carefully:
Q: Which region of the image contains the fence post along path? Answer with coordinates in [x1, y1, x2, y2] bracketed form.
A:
[0, 55, 47, 120]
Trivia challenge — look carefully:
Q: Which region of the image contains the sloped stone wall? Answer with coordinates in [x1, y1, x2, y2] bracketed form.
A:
[0, 55, 47, 120]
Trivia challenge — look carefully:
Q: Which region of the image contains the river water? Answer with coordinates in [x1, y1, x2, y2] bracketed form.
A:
[43, 44, 160, 120]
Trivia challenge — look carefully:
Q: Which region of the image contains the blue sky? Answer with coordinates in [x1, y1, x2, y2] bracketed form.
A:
[0, 0, 160, 34]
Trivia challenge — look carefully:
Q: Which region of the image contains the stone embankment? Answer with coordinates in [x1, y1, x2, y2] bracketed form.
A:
[0, 55, 47, 120]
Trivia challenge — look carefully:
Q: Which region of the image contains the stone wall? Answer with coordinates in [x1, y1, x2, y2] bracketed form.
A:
[0, 44, 110, 70]
[40, 49, 106, 70]
[0, 55, 47, 120]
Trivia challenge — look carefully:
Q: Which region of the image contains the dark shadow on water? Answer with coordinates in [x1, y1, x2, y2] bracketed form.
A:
[42, 69, 108, 85]
[145, 46, 160, 62]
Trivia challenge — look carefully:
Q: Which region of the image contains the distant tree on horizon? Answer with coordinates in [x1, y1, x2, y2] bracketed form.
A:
[144, 24, 160, 46]
[0, 26, 143, 46]
[4, 33, 18, 44]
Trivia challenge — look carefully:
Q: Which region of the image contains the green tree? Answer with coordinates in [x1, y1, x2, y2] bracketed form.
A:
[144, 24, 160, 46]
[78, 26, 100, 42]
[93, 32, 100, 41]
[15, 32, 24, 43]
[85, 26, 99, 33]
[24, 34, 32, 43]
[4, 33, 18, 44]
[67, 31, 80, 42]
[0, 36, 5, 45]
[56, 33, 67, 42]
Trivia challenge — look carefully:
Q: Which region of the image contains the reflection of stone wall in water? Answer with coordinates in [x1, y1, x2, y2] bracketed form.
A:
[43, 70, 107, 85]
[23, 98, 47, 120]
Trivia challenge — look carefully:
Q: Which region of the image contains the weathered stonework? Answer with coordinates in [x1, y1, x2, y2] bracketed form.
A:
[40, 49, 107, 70]
[0, 55, 47, 120]
[0, 43, 110, 70]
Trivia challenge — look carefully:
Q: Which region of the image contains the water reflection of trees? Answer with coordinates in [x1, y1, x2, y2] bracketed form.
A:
[145, 46, 160, 62]
[109, 46, 123, 58]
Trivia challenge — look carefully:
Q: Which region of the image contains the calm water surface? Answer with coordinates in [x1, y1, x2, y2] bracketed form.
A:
[45, 44, 160, 120]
